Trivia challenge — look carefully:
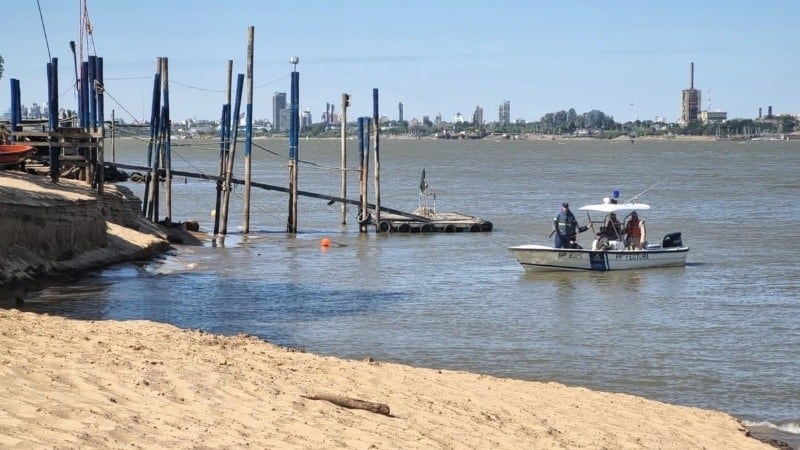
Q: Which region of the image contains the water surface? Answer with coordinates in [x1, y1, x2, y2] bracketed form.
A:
[15, 137, 800, 441]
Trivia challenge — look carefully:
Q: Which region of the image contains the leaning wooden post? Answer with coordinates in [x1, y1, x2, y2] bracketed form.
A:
[213, 61, 233, 237]
[242, 26, 254, 234]
[340, 93, 349, 225]
[142, 60, 162, 218]
[146, 59, 163, 221]
[372, 88, 381, 231]
[220, 73, 245, 236]
[286, 58, 300, 233]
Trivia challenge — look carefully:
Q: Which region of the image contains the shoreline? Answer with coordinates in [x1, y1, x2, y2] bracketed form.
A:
[0, 171, 788, 448]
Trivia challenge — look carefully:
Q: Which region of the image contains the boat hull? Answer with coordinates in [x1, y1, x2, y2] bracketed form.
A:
[0, 145, 35, 167]
[508, 244, 689, 272]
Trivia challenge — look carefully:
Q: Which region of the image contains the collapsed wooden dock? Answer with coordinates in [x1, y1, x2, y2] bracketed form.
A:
[4, 29, 493, 237]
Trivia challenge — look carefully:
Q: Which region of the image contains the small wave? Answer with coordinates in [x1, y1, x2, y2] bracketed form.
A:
[744, 419, 800, 435]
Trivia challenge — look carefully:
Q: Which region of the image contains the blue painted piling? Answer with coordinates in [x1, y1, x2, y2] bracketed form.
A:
[47, 58, 60, 182]
[286, 68, 300, 233]
[9, 79, 20, 142]
[80, 62, 89, 129]
[96, 57, 104, 129]
[219, 73, 244, 236]
[88, 56, 97, 130]
[142, 69, 161, 217]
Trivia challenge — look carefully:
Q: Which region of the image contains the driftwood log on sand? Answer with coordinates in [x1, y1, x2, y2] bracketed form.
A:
[302, 393, 391, 416]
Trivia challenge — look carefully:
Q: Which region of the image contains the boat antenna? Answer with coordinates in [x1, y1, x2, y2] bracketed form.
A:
[625, 181, 659, 204]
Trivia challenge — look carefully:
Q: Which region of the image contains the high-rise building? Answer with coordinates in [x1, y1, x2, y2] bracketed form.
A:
[301, 109, 312, 129]
[273, 92, 287, 131]
[398, 102, 404, 122]
[472, 105, 484, 126]
[680, 62, 701, 125]
[499, 100, 510, 125]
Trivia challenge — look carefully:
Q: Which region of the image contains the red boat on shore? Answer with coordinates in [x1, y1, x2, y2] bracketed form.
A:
[0, 144, 35, 167]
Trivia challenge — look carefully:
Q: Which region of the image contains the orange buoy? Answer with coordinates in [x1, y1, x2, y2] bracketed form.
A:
[320, 238, 331, 248]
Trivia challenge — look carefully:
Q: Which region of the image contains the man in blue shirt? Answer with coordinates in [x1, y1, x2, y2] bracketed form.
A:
[553, 202, 589, 248]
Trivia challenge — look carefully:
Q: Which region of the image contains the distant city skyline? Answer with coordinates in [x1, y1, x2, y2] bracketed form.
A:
[2, 1, 798, 124]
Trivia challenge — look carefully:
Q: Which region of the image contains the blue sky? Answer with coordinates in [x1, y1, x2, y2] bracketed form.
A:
[2, 1, 798, 124]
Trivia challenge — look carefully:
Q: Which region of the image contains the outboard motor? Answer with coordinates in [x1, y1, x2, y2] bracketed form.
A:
[662, 232, 683, 248]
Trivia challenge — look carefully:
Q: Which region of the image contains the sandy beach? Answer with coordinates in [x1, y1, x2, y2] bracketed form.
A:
[0, 308, 774, 449]
[0, 171, 780, 449]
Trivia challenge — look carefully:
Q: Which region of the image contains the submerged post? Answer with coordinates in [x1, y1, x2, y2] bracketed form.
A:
[340, 93, 349, 225]
[243, 26, 254, 234]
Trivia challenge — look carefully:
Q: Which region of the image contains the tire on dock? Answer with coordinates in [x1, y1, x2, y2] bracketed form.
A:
[398, 223, 411, 233]
[444, 224, 457, 233]
[378, 221, 392, 233]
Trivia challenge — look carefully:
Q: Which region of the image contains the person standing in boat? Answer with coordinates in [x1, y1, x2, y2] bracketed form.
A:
[553, 202, 590, 249]
[624, 211, 647, 250]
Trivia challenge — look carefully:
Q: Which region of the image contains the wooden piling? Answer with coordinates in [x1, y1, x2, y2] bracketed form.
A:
[357, 117, 370, 233]
[340, 93, 349, 225]
[372, 89, 381, 230]
[213, 61, 233, 237]
[146, 59, 163, 221]
[287, 68, 300, 233]
[243, 26, 254, 234]
[220, 74, 245, 236]
[142, 59, 162, 218]
[111, 109, 116, 163]
[46, 58, 59, 183]
[96, 56, 105, 195]
[161, 57, 172, 223]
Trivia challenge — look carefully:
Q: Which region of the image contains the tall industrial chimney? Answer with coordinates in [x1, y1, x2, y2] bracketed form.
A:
[690, 62, 694, 89]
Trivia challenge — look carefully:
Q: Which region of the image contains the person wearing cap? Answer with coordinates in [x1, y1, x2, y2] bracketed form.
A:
[623, 210, 647, 250]
[552, 202, 590, 249]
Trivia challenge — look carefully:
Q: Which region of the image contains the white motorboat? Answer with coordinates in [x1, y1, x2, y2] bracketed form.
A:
[509, 194, 689, 272]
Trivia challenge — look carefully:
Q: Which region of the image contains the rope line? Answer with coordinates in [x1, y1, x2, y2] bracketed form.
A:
[36, 0, 52, 61]
[100, 85, 143, 124]
[251, 141, 360, 172]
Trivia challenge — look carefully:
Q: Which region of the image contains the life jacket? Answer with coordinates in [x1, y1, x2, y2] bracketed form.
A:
[626, 217, 641, 237]
[555, 211, 577, 236]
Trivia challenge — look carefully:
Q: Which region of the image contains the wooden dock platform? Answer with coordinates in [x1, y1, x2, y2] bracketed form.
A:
[376, 210, 493, 233]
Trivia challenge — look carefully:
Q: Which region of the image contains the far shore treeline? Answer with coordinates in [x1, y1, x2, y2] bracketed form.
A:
[139, 108, 798, 141]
